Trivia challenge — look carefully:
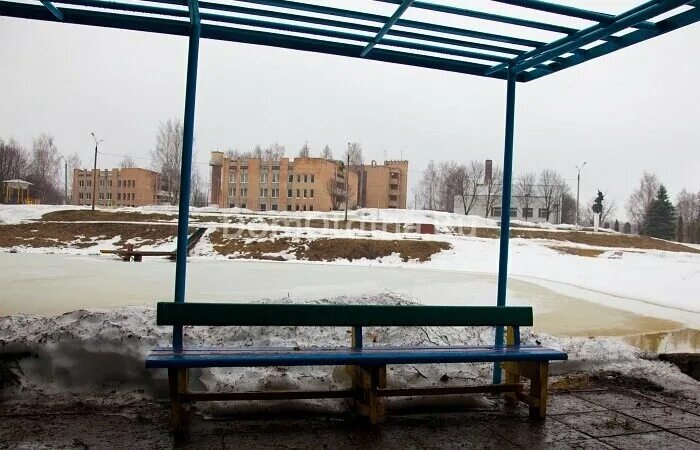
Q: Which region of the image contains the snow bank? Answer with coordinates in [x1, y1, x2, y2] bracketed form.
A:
[0, 204, 78, 224]
[1, 294, 696, 401]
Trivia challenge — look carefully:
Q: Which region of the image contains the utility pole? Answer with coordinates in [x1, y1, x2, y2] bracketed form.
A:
[344, 143, 349, 222]
[91, 133, 104, 211]
[575, 161, 587, 229]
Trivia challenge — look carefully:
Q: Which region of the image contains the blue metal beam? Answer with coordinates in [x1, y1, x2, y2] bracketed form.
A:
[40, 0, 62, 20]
[522, 5, 700, 81]
[361, 0, 415, 57]
[493, 65, 517, 384]
[512, 0, 690, 74]
[493, 0, 659, 31]
[485, 0, 683, 76]
[376, 0, 578, 35]
[173, 0, 200, 352]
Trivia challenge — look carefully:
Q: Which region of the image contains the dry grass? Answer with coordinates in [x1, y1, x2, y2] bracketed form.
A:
[453, 227, 699, 254]
[209, 229, 450, 262]
[547, 246, 606, 258]
[41, 210, 175, 223]
[0, 223, 180, 248]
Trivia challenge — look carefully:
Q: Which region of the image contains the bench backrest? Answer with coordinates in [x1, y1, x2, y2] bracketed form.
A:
[156, 302, 533, 327]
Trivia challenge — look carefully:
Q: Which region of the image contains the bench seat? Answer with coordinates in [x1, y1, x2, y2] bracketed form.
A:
[146, 344, 567, 369]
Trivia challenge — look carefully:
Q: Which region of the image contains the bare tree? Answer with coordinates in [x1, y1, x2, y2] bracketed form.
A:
[263, 142, 285, 161]
[560, 191, 577, 224]
[0, 138, 29, 202]
[190, 164, 207, 207]
[321, 145, 333, 160]
[28, 133, 61, 203]
[344, 142, 364, 169]
[151, 119, 183, 205]
[538, 169, 565, 222]
[676, 189, 700, 243]
[483, 166, 502, 218]
[298, 142, 310, 158]
[626, 172, 660, 232]
[418, 160, 440, 210]
[437, 160, 461, 212]
[325, 166, 353, 210]
[455, 160, 485, 215]
[515, 172, 537, 221]
[583, 196, 616, 226]
[65, 152, 82, 199]
[119, 155, 136, 168]
[252, 145, 263, 159]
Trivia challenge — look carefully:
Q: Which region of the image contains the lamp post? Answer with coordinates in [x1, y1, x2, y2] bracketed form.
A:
[91, 133, 104, 211]
[575, 161, 587, 229]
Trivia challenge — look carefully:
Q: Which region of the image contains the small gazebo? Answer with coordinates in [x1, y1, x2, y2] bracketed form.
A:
[2, 179, 33, 204]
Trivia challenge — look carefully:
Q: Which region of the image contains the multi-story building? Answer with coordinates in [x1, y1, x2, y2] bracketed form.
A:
[210, 152, 409, 212]
[72, 167, 161, 207]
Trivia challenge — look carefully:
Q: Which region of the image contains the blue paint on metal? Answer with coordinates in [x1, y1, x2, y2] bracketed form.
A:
[353, 326, 363, 350]
[146, 345, 567, 369]
[173, 0, 200, 353]
[3, 0, 698, 82]
[493, 0, 658, 30]
[493, 65, 517, 385]
[40, 0, 62, 20]
[361, 0, 415, 57]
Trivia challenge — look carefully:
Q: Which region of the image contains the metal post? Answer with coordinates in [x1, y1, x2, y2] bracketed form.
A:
[493, 65, 517, 384]
[91, 144, 97, 210]
[575, 162, 586, 229]
[64, 160, 68, 204]
[344, 146, 349, 221]
[173, 0, 201, 352]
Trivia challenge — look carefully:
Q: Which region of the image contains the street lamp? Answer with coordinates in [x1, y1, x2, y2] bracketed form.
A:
[575, 161, 587, 229]
[91, 132, 104, 211]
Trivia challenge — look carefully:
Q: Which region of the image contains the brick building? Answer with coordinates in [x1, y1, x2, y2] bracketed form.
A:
[72, 167, 161, 207]
[210, 152, 408, 212]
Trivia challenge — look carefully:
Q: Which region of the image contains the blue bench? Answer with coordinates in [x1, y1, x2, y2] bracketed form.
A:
[146, 302, 567, 429]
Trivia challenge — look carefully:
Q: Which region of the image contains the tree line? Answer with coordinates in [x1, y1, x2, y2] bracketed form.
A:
[0, 135, 81, 204]
[625, 172, 699, 243]
[416, 160, 576, 223]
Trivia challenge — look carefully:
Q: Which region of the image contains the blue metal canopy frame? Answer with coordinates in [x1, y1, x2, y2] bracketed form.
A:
[3, 0, 698, 383]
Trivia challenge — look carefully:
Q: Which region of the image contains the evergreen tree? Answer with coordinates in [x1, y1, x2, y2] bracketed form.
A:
[623, 222, 632, 234]
[677, 216, 684, 243]
[613, 219, 620, 232]
[642, 185, 676, 240]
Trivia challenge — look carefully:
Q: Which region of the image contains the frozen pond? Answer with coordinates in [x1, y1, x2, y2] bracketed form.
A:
[1, 252, 693, 341]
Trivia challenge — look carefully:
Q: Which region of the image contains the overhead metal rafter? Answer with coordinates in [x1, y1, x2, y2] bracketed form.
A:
[0, 0, 697, 82]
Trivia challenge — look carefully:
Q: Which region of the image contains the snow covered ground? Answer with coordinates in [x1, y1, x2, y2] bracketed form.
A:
[2, 295, 697, 402]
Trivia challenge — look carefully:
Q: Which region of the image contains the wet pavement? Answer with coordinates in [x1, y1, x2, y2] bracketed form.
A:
[2, 383, 700, 449]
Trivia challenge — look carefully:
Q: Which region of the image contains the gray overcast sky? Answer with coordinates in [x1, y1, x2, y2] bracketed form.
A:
[1, 1, 699, 220]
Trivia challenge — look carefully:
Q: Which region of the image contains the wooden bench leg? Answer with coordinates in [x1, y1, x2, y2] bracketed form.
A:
[503, 364, 520, 407]
[528, 361, 548, 420]
[352, 366, 385, 425]
[168, 368, 188, 432]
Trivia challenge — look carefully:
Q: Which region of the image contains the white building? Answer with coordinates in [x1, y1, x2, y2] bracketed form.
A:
[453, 193, 562, 224]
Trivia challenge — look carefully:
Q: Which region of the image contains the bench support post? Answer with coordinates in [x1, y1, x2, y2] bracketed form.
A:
[528, 361, 548, 419]
[355, 366, 386, 425]
[168, 368, 188, 431]
[503, 326, 520, 407]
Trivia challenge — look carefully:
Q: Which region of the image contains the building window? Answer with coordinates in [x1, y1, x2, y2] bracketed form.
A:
[108, 180, 112, 187]
[296, 189, 300, 198]
[287, 189, 293, 198]
[260, 188, 268, 198]
[229, 172, 236, 183]
[309, 205, 313, 211]
[240, 170, 248, 183]
[86, 193, 91, 200]
[271, 204, 278, 211]
[87, 180, 91, 187]
[260, 171, 268, 183]
[272, 171, 280, 183]
[510, 208, 517, 217]
[79, 193, 83, 199]
[107, 193, 112, 200]
[117, 193, 121, 200]
[491, 207, 501, 217]
[229, 187, 236, 197]
[303, 205, 307, 211]
[288, 173, 294, 183]
[538, 208, 549, 219]
[303, 189, 307, 198]
[271, 188, 279, 198]
[304, 174, 308, 183]
[522, 208, 533, 219]
[310, 174, 314, 183]
[117, 180, 121, 188]
[241, 203, 246, 209]
[295, 205, 300, 211]
[241, 188, 248, 197]
[79, 180, 84, 187]
[287, 205, 292, 211]
[297, 175, 301, 183]
[133, 180, 136, 187]
[260, 204, 267, 211]
[310, 189, 314, 199]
